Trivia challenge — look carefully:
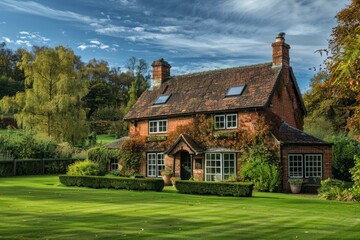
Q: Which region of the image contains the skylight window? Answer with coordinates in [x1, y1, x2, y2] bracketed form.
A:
[154, 94, 171, 105]
[226, 85, 245, 97]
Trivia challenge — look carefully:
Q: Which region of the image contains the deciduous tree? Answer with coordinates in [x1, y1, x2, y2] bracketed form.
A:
[0, 46, 89, 144]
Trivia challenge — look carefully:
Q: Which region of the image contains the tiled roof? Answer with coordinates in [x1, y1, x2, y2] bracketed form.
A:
[274, 122, 331, 145]
[105, 136, 129, 149]
[124, 63, 282, 120]
[167, 134, 205, 155]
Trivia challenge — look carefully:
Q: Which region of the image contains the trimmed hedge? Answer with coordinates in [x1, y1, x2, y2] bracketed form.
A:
[59, 175, 164, 192]
[175, 180, 254, 197]
[0, 158, 82, 177]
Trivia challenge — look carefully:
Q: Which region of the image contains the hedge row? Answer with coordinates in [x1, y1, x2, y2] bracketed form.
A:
[59, 175, 164, 192]
[0, 158, 82, 177]
[175, 180, 254, 197]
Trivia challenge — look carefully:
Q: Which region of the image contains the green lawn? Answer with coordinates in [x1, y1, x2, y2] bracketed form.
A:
[96, 134, 117, 144]
[0, 176, 359, 240]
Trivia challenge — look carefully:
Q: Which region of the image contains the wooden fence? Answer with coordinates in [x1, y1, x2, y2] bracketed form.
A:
[0, 158, 85, 177]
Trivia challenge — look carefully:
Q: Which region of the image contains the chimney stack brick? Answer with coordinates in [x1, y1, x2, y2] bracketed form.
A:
[272, 32, 290, 66]
[152, 58, 171, 88]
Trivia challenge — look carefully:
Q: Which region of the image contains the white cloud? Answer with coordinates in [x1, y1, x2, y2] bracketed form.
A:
[0, 0, 109, 27]
[19, 31, 50, 43]
[2, 37, 12, 43]
[15, 40, 32, 47]
[77, 40, 112, 51]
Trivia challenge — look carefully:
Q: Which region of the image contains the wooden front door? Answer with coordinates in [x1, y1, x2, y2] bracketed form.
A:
[180, 151, 192, 180]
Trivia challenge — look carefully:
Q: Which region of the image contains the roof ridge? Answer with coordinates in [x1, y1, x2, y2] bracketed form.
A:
[172, 62, 273, 78]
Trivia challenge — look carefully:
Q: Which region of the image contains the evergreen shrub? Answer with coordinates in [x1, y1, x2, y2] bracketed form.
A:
[59, 175, 164, 192]
[175, 180, 253, 197]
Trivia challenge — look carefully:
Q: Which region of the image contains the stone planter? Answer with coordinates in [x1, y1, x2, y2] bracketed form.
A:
[290, 184, 302, 194]
[162, 175, 172, 186]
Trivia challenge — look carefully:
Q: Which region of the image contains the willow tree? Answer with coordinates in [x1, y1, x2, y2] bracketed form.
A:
[0, 46, 89, 144]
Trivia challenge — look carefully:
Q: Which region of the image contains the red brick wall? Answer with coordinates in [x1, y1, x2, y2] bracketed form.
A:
[281, 144, 332, 192]
[269, 68, 304, 130]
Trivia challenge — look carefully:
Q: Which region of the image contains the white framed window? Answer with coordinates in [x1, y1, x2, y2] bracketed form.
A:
[147, 153, 165, 177]
[288, 154, 323, 178]
[214, 115, 225, 130]
[214, 114, 237, 130]
[110, 159, 119, 171]
[288, 154, 303, 178]
[226, 114, 238, 129]
[205, 153, 236, 181]
[305, 154, 322, 178]
[223, 153, 236, 180]
[149, 120, 167, 134]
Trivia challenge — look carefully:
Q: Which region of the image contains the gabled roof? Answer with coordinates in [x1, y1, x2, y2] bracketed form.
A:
[274, 122, 331, 145]
[124, 62, 285, 120]
[166, 134, 204, 155]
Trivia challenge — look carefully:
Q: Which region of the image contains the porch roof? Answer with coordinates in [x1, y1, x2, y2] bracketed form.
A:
[166, 134, 204, 155]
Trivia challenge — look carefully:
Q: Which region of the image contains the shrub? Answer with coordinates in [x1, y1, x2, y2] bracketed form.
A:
[55, 142, 74, 158]
[45, 159, 79, 174]
[325, 136, 360, 181]
[175, 180, 253, 197]
[240, 159, 281, 192]
[67, 159, 103, 176]
[318, 178, 346, 200]
[0, 132, 57, 159]
[88, 146, 122, 173]
[120, 136, 145, 172]
[0, 161, 14, 176]
[350, 155, 360, 188]
[59, 175, 164, 192]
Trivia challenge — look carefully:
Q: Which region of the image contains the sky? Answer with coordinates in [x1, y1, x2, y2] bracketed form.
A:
[0, 0, 350, 92]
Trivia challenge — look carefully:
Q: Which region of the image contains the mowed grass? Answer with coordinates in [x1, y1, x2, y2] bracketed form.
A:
[0, 176, 359, 240]
[96, 134, 117, 144]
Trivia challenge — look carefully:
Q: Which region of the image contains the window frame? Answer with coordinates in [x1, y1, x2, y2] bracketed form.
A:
[288, 153, 323, 179]
[226, 85, 245, 97]
[288, 154, 304, 178]
[205, 153, 236, 181]
[148, 119, 168, 134]
[110, 159, 119, 171]
[304, 154, 323, 178]
[147, 152, 165, 177]
[154, 94, 171, 105]
[214, 114, 238, 130]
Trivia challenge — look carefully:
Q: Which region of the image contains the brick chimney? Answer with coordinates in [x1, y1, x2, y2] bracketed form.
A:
[272, 32, 290, 67]
[152, 58, 171, 88]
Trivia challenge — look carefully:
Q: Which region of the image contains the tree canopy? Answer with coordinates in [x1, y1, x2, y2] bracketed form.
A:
[1, 46, 89, 144]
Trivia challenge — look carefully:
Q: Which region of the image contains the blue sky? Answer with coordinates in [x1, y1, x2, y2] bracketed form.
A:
[0, 0, 349, 92]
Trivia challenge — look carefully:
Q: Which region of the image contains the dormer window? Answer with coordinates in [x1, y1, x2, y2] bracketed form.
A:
[226, 85, 245, 97]
[154, 94, 171, 105]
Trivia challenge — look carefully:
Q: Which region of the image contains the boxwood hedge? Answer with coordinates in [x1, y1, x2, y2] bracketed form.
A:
[59, 175, 164, 192]
[175, 180, 254, 197]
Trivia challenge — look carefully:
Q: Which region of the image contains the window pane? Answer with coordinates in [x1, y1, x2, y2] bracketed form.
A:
[305, 154, 322, 178]
[226, 114, 237, 129]
[288, 154, 303, 178]
[223, 153, 236, 180]
[226, 85, 245, 97]
[154, 95, 171, 105]
[214, 115, 225, 129]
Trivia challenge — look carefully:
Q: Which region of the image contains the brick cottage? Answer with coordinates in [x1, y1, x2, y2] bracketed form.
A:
[123, 33, 332, 191]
